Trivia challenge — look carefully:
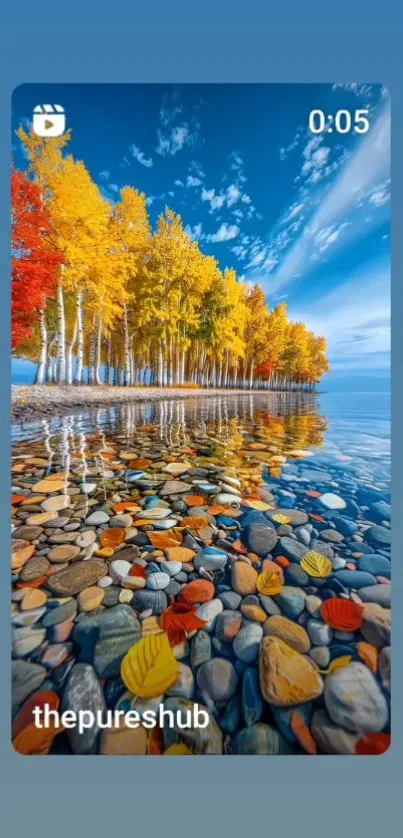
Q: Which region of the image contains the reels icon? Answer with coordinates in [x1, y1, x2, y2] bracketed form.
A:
[33, 105, 66, 137]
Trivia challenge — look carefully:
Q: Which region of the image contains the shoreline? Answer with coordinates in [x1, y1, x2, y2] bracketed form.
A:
[11, 384, 315, 423]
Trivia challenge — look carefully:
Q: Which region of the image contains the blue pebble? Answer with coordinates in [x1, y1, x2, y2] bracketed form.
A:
[216, 515, 239, 528]
[144, 496, 164, 509]
[104, 677, 127, 709]
[333, 570, 377, 589]
[211, 637, 235, 660]
[358, 553, 391, 579]
[271, 703, 312, 744]
[220, 695, 241, 734]
[146, 562, 161, 574]
[242, 667, 263, 727]
[332, 516, 358, 537]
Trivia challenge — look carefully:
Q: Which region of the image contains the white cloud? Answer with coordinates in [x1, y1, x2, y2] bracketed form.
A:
[130, 144, 153, 168]
[368, 185, 390, 207]
[201, 187, 226, 211]
[227, 184, 241, 206]
[229, 151, 247, 185]
[185, 222, 203, 241]
[282, 201, 305, 224]
[174, 179, 184, 188]
[331, 82, 375, 100]
[186, 175, 202, 188]
[156, 124, 193, 156]
[208, 223, 240, 243]
[299, 137, 331, 184]
[279, 126, 303, 161]
[314, 222, 350, 253]
[189, 160, 205, 179]
[99, 170, 110, 180]
[289, 262, 390, 368]
[268, 100, 391, 291]
[146, 193, 167, 206]
[232, 208, 244, 221]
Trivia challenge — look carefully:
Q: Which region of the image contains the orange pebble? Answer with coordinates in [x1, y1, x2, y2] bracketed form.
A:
[274, 555, 290, 569]
[291, 711, 317, 755]
[16, 576, 48, 589]
[232, 539, 248, 555]
[11, 495, 26, 505]
[113, 502, 140, 514]
[182, 495, 205, 507]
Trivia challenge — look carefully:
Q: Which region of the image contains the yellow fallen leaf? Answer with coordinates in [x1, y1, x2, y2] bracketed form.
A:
[319, 655, 352, 675]
[242, 499, 273, 512]
[121, 632, 179, 698]
[163, 743, 194, 755]
[271, 513, 292, 524]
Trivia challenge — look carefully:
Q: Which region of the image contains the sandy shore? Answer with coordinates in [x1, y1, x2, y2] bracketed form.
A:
[12, 384, 270, 422]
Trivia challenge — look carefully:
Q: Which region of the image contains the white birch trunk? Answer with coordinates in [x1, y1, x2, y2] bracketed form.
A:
[162, 341, 168, 386]
[95, 312, 103, 385]
[35, 309, 47, 384]
[88, 318, 96, 384]
[66, 318, 78, 385]
[74, 289, 84, 385]
[123, 303, 131, 386]
[168, 336, 173, 386]
[56, 278, 66, 384]
[249, 359, 254, 390]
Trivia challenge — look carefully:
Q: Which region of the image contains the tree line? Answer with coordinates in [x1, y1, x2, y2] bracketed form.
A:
[11, 128, 329, 390]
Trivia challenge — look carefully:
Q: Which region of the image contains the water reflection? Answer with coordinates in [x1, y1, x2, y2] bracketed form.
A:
[12, 393, 327, 479]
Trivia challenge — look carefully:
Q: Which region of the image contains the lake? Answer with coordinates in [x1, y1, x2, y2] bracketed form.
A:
[11, 390, 391, 755]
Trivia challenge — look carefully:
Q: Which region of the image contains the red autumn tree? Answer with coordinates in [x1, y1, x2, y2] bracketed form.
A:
[11, 168, 60, 351]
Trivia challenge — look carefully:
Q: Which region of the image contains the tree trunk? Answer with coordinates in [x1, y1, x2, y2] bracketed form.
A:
[123, 303, 131, 386]
[35, 309, 47, 384]
[249, 359, 254, 390]
[56, 279, 66, 384]
[223, 351, 229, 388]
[105, 339, 111, 385]
[168, 336, 173, 386]
[95, 312, 103, 385]
[66, 317, 78, 385]
[88, 318, 96, 384]
[157, 342, 163, 386]
[162, 340, 168, 386]
[74, 289, 84, 385]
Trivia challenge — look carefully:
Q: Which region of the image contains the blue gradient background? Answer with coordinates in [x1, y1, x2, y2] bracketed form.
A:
[1, 1, 402, 834]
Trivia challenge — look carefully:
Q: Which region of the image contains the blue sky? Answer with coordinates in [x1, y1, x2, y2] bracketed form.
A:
[12, 83, 390, 388]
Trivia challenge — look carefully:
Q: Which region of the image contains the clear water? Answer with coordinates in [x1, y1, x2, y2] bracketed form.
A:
[12, 391, 390, 488]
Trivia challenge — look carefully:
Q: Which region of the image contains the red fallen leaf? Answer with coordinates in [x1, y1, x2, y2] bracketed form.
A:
[309, 513, 325, 522]
[160, 602, 207, 646]
[148, 725, 165, 755]
[13, 721, 63, 755]
[321, 598, 364, 632]
[12, 690, 60, 739]
[305, 490, 322, 498]
[355, 733, 391, 755]
[128, 564, 147, 579]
